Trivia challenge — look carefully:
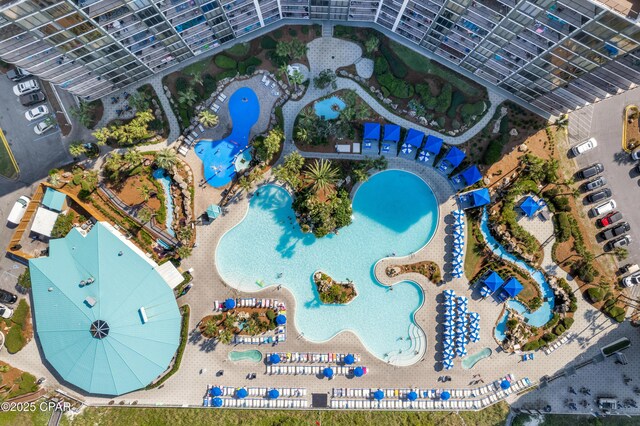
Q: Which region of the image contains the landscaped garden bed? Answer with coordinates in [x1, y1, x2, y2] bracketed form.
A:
[314, 271, 357, 304]
[199, 307, 280, 345]
[623, 105, 640, 152]
[1, 299, 32, 354]
[386, 261, 442, 284]
[334, 26, 489, 135]
[0, 361, 39, 400]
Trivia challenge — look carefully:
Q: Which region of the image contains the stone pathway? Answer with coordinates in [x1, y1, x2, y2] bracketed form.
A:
[355, 57, 374, 79]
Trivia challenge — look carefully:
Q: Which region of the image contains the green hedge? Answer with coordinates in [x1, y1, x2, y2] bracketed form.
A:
[377, 72, 414, 98]
[146, 305, 190, 389]
[587, 287, 604, 302]
[482, 139, 504, 165]
[5, 326, 24, 354]
[238, 57, 262, 75]
[214, 55, 237, 69]
[380, 43, 407, 78]
[260, 35, 277, 49]
[555, 212, 571, 242]
[374, 56, 389, 76]
[225, 42, 249, 57]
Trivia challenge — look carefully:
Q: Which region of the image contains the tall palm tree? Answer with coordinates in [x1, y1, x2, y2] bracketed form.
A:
[278, 64, 290, 85]
[198, 110, 219, 127]
[155, 148, 177, 169]
[137, 206, 153, 224]
[68, 142, 87, 158]
[123, 148, 143, 169]
[178, 87, 197, 106]
[138, 184, 151, 202]
[298, 107, 316, 128]
[189, 70, 203, 87]
[305, 159, 340, 193]
[48, 172, 61, 188]
[289, 69, 304, 91]
[295, 127, 310, 144]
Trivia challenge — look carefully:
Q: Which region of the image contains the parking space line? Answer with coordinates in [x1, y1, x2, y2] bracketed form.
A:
[32, 129, 61, 142]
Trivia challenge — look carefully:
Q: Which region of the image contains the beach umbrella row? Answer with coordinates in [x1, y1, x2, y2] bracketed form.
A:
[452, 211, 465, 279]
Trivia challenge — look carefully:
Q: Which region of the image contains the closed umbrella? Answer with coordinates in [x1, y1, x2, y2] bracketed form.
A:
[270, 353, 281, 364]
[210, 386, 222, 397]
[275, 314, 287, 325]
[236, 388, 248, 399]
[212, 397, 223, 407]
[344, 354, 355, 365]
[500, 380, 511, 390]
[407, 391, 418, 401]
[354, 366, 364, 377]
[441, 391, 451, 400]
[443, 359, 454, 370]
[374, 390, 385, 400]
[269, 389, 280, 399]
[323, 367, 334, 379]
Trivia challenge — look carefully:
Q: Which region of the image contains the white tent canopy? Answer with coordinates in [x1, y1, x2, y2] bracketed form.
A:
[154, 261, 183, 289]
[31, 207, 59, 237]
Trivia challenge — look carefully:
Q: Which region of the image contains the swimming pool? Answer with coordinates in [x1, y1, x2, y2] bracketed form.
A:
[216, 170, 439, 365]
[195, 87, 260, 187]
[228, 349, 263, 363]
[478, 210, 555, 341]
[314, 96, 345, 120]
[462, 347, 492, 370]
[152, 168, 175, 236]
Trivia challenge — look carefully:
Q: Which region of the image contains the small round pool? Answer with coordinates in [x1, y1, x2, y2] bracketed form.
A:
[314, 96, 345, 120]
[462, 347, 492, 370]
[234, 149, 252, 173]
[228, 349, 263, 363]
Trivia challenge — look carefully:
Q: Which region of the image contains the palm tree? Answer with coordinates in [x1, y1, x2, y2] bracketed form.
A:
[295, 127, 310, 144]
[123, 148, 143, 170]
[138, 184, 151, 202]
[305, 159, 340, 193]
[178, 87, 197, 106]
[298, 107, 316, 128]
[70, 101, 96, 128]
[104, 153, 124, 181]
[68, 142, 87, 158]
[175, 245, 192, 259]
[238, 176, 252, 192]
[198, 110, 219, 127]
[278, 64, 290, 85]
[189, 70, 203, 87]
[137, 206, 153, 224]
[155, 148, 177, 169]
[289, 69, 304, 91]
[218, 329, 234, 345]
[48, 172, 61, 187]
[554, 114, 568, 130]
[203, 320, 218, 338]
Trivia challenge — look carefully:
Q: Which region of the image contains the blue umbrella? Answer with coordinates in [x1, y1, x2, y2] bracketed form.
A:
[441, 391, 451, 400]
[344, 354, 355, 365]
[453, 210, 465, 219]
[269, 389, 280, 399]
[480, 286, 491, 297]
[444, 340, 454, 350]
[354, 366, 364, 377]
[323, 367, 334, 379]
[374, 390, 384, 400]
[236, 388, 248, 399]
[270, 353, 281, 364]
[444, 329, 455, 338]
[212, 397, 223, 407]
[453, 267, 463, 276]
[443, 349, 454, 359]
[454, 228, 464, 238]
[457, 296, 468, 305]
[458, 336, 469, 345]
[453, 246, 464, 256]
[469, 312, 479, 319]
[470, 332, 480, 342]
[418, 151, 429, 162]
[454, 240, 464, 248]
[443, 359, 454, 369]
[452, 259, 463, 269]
[275, 314, 287, 325]
[407, 391, 418, 401]
[224, 298, 236, 309]
[444, 311, 455, 320]
[500, 380, 511, 390]
[456, 347, 467, 357]
[210, 386, 222, 397]
[444, 289, 455, 298]
[401, 144, 412, 154]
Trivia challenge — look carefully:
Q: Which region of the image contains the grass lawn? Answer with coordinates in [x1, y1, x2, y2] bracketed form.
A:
[0, 128, 18, 179]
[61, 402, 509, 426]
[4, 299, 31, 353]
[465, 220, 484, 280]
[0, 406, 51, 426]
[225, 42, 250, 57]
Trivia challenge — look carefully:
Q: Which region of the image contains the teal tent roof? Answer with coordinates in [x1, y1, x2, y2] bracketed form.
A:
[42, 188, 66, 212]
[29, 222, 181, 396]
[207, 204, 221, 219]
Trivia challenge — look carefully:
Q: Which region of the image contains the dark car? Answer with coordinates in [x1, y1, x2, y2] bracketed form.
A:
[584, 176, 606, 192]
[7, 67, 31, 82]
[587, 188, 612, 203]
[601, 222, 630, 240]
[19, 91, 45, 107]
[0, 289, 17, 304]
[578, 163, 604, 179]
[598, 211, 623, 227]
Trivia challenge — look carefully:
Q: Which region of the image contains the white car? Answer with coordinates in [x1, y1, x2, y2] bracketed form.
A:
[622, 271, 640, 287]
[25, 105, 49, 121]
[12, 79, 39, 96]
[632, 148, 640, 161]
[0, 303, 13, 319]
[34, 117, 56, 135]
[571, 138, 597, 156]
[592, 199, 616, 217]
[6, 195, 30, 225]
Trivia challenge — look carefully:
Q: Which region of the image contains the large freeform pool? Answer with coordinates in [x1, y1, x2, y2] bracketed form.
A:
[195, 87, 259, 187]
[216, 170, 439, 365]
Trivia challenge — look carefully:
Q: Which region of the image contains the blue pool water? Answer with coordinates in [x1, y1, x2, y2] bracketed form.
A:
[195, 87, 260, 187]
[314, 96, 346, 120]
[478, 209, 555, 341]
[216, 170, 438, 362]
[152, 168, 175, 236]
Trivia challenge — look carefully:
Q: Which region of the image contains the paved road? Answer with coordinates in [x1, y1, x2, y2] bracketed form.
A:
[568, 87, 640, 297]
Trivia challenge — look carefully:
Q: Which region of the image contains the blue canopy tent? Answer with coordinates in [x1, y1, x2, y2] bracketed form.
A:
[483, 271, 504, 293]
[520, 196, 540, 218]
[323, 367, 334, 378]
[439, 147, 466, 174]
[381, 124, 400, 155]
[270, 353, 281, 364]
[353, 366, 364, 377]
[503, 277, 524, 298]
[275, 314, 287, 325]
[458, 165, 482, 187]
[269, 389, 280, 399]
[236, 388, 248, 399]
[401, 129, 424, 156]
[424, 135, 443, 156]
[224, 298, 236, 309]
[210, 386, 222, 396]
[344, 354, 355, 365]
[441, 391, 451, 400]
[407, 391, 418, 401]
[373, 390, 385, 400]
[362, 123, 380, 152]
[212, 397, 223, 407]
[470, 188, 491, 207]
[500, 380, 511, 390]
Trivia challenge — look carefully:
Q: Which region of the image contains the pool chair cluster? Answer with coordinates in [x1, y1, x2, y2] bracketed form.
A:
[266, 352, 361, 364]
[261, 74, 281, 97]
[178, 123, 206, 156]
[451, 210, 465, 278]
[542, 333, 574, 355]
[329, 375, 532, 410]
[213, 297, 287, 345]
[442, 290, 480, 370]
[477, 270, 524, 302]
[266, 365, 369, 378]
[203, 385, 308, 409]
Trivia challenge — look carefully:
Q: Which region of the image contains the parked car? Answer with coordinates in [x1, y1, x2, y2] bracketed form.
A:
[0, 289, 17, 304]
[571, 138, 597, 156]
[6, 195, 30, 225]
[584, 176, 606, 192]
[607, 234, 632, 250]
[591, 200, 616, 217]
[632, 149, 640, 161]
[598, 211, 623, 227]
[19, 91, 46, 106]
[578, 163, 604, 179]
[586, 188, 612, 203]
[601, 222, 630, 240]
[12, 79, 39, 96]
[25, 105, 48, 121]
[0, 304, 13, 319]
[33, 116, 56, 135]
[622, 271, 640, 287]
[6, 67, 31, 82]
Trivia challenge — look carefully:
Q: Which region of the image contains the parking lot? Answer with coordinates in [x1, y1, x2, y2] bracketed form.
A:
[568, 87, 640, 297]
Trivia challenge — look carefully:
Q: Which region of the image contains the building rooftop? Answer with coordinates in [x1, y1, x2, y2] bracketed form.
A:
[29, 222, 181, 396]
[591, 0, 640, 20]
[41, 187, 66, 212]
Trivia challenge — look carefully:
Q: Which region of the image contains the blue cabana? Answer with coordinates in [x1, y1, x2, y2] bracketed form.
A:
[441, 391, 451, 400]
[224, 298, 236, 309]
[212, 397, 223, 407]
[323, 367, 334, 378]
[520, 196, 540, 218]
[503, 277, 524, 298]
[383, 124, 400, 142]
[500, 380, 511, 390]
[269, 389, 280, 399]
[483, 271, 504, 293]
[442, 146, 466, 169]
[236, 388, 248, 399]
[404, 129, 424, 149]
[275, 314, 287, 325]
[407, 391, 418, 401]
[424, 135, 443, 155]
[470, 188, 491, 207]
[210, 386, 222, 396]
[353, 366, 364, 377]
[363, 122, 380, 141]
[459, 165, 482, 186]
[373, 390, 385, 400]
[344, 354, 355, 365]
[270, 353, 281, 364]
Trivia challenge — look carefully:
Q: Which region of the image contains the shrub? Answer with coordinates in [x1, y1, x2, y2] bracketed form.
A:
[553, 324, 565, 335]
[380, 42, 407, 78]
[215, 69, 238, 81]
[374, 56, 389, 76]
[266, 309, 276, 321]
[175, 77, 189, 93]
[435, 83, 452, 113]
[273, 29, 283, 39]
[542, 333, 557, 343]
[522, 340, 540, 351]
[555, 212, 571, 242]
[260, 35, 277, 49]
[238, 57, 262, 75]
[607, 306, 625, 322]
[546, 313, 560, 329]
[214, 55, 237, 69]
[301, 26, 309, 35]
[562, 317, 574, 329]
[288, 28, 297, 37]
[5, 326, 24, 353]
[460, 101, 486, 123]
[506, 318, 518, 330]
[482, 139, 503, 165]
[203, 74, 216, 94]
[587, 287, 604, 302]
[225, 42, 249, 57]
[17, 269, 31, 289]
[569, 301, 578, 312]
